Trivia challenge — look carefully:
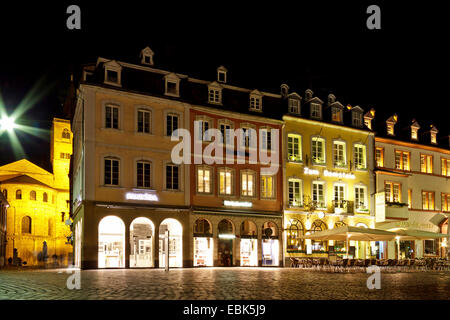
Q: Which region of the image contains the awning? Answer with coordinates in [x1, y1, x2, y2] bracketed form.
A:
[388, 228, 450, 240]
[299, 226, 397, 241]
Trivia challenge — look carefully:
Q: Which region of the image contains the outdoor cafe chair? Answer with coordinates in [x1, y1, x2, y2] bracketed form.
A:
[407, 259, 415, 271]
[347, 259, 355, 272]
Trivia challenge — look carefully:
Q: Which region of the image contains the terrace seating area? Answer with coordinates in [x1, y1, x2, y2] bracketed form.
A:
[289, 257, 450, 272]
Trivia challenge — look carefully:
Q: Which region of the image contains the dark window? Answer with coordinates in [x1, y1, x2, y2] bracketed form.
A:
[106, 70, 118, 83]
[104, 158, 119, 185]
[144, 56, 150, 64]
[137, 109, 151, 133]
[137, 161, 151, 188]
[30, 191, 36, 201]
[105, 105, 119, 129]
[43, 192, 48, 202]
[62, 129, 70, 139]
[166, 114, 179, 136]
[22, 216, 31, 234]
[424, 239, 437, 255]
[2, 189, 7, 200]
[167, 81, 177, 95]
[166, 164, 179, 190]
[16, 189, 22, 200]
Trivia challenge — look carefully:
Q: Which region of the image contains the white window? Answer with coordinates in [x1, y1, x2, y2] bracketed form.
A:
[137, 109, 151, 133]
[197, 118, 211, 142]
[352, 111, 362, 127]
[354, 144, 367, 169]
[105, 105, 119, 129]
[312, 181, 325, 208]
[311, 137, 325, 165]
[288, 99, 300, 114]
[165, 164, 179, 190]
[261, 128, 272, 151]
[241, 170, 256, 197]
[331, 107, 342, 122]
[333, 184, 345, 208]
[104, 157, 119, 186]
[287, 134, 302, 162]
[208, 86, 222, 104]
[219, 168, 233, 195]
[261, 175, 275, 199]
[136, 161, 151, 188]
[288, 178, 302, 207]
[250, 95, 262, 111]
[197, 166, 212, 194]
[355, 186, 367, 211]
[333, 141, 346, 167]
[310, 103, 322, 119]
[166, 113, 179, 136]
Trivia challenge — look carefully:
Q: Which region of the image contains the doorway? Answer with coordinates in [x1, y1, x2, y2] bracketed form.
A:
[218, 219, 234, 267]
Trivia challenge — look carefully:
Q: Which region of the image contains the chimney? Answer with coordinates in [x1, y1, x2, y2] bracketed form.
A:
[386, 114, 398, 136]
[280, 84, 289, 97]
[217, 66, 227, 83]
[363, 108, 375, 130]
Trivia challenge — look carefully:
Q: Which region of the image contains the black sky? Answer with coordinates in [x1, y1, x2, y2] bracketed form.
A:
[0, 1, 447, 171]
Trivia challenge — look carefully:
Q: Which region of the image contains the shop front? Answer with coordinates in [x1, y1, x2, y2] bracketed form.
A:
[240, 221, 258, 267]
[130, 217, 154, 268]
[98, 216, 125, 268]
[218, 219, 234, 267]
[262, 222, 279, 266]
[193, 218, 214, 267]
[159, 218, 183, 268]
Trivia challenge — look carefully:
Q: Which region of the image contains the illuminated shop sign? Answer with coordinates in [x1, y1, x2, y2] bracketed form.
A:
[223, 200, 252, 208]
[304, 167, 319, 175]
[219, 234, 236, 239]
[323, 170, 355, 179]
[126, 192, 158, 201]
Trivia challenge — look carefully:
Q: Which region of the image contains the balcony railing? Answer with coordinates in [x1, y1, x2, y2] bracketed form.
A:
[332, 200, 354, 215]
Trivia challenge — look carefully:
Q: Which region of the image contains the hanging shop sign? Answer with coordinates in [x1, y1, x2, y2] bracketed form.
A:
[126, 192, 158, 201]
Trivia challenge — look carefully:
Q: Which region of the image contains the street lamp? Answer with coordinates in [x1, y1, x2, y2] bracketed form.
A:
[0, 115, 17, 132]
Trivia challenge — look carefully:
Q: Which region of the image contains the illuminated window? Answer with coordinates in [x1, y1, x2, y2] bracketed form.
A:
[441, 158, 450, 176]
[260, 175, 275, 199]
[218, 168, 233, 195]
[411, 128, 418, 140]
[30, 190, 36, 201]
[420, 154, 433, 173]
[43, 192, 48, 203]
[408, 189, 412, 209]
[288, 99, 300, 114]
[431, 133, 437, 144]
[387, 124, 394, 135]
[287, 134, 302, 162]
[287, 219, 304, 250]
[21, 216, 31, 234]
[333, 184, 345, 209]
[62, 129, 70, 139]
[137, 109, 151, 134]
[422, 191, 435, 210]
[16, 189, 22, 200]
[241, 170, 256, 197]
[136, 161, 151, 188]
[333, 141, 346, 167]
[288, 178, 302, 207]
[312, 137, 325, 164]
[310, 220, 327, 251]
[104, 157, 119, 186]
[331, 107, 342, 122]
[354, 144, 367, 169]
[375, 147, 384, 167]
[312, 181, 325, 208]
[105, 105, 119, 129]
[249, 95, 262, 111]
[166, 113, 179, 137]
[310, 103, 322, 119]
[385, 182, 401, 203]
[261, 128, 272, 151]
[395, 151, 410, 171]
[197, 166, 212, 194]
[442, 193, 450, 212]
[355, 186, 367, 210]
[165, 164, 179, 190]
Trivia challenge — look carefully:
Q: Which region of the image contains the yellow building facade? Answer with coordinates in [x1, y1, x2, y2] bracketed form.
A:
[0, 118, 72, 266]
[282, 97, 376, 264]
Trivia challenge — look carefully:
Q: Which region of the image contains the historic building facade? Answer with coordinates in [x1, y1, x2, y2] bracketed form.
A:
[0, 191, 8, 267]
[282, 90, 376, 264]
[373, 115, 450, 259]
[0, 118, 73, 266]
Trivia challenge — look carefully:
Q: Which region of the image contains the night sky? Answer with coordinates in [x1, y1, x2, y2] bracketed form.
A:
[0, 1, 447, 172]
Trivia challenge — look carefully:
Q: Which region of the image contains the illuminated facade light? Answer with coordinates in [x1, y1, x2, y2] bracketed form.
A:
[126, 192, 158, 201]
[223, 200, 252, 208]
[0, 116, 17, 132]
[317, 211, 325, 219]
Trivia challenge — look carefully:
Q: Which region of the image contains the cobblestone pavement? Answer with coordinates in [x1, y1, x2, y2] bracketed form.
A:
[0, 267, 449, 300]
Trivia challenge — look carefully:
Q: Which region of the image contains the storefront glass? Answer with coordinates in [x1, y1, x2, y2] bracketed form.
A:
[240, 238, 258, 266]
[159, 218, 182, 268]
[218, 219, 234, 267]
[262, 222, 279, 266]
[98, 216, 125, 268]
[130, 217, 154, 268]
[400, 240, 415, 259]
[194, 217, 213, 267]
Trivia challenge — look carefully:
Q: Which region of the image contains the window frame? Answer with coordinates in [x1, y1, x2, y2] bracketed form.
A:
[394, 150, 411, 171]
[332, 139, 347, 168]
[352, 111, 363, 127]
[164, 110, 182, 137]
[310, 102, 322, 119]
[312, 180, 326, 209]
[196, 165, 213, 195]
[260, 174, 276, 200]
[103, 103, 121, 130]
[288, 98, 300, 114]
[441, 158, 450, 177]
[375, 147, 384, 167]
[420, 154, 433, 174]
[217, 167, 235, 196]
[218, 119, 234, 146]
[385, 181, 402, 203]
[103, 156, 120, 187]
[135, 106, 153, 135]
[288, 177, 303, 207]
[165, 163, 180, 191]
[311, 136, 326, 165]
[249, 94, 262, 112]
[208, 84, 222, 104]
[240, 169, 257, 198]
[353, 143, 367, 170]
[164, 73, 180, 97]
[135, 159, 153, 189]
[196, 115, 213, 142]
[422, 190, 435, 210]
[354, 185, 368, 212]
[287, 133, 302, 163]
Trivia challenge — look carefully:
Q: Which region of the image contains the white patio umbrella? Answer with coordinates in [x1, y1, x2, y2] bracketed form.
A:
[390, 228, 449, 240]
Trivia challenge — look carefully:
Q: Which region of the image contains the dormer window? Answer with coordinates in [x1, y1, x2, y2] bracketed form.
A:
[387, 124, 394, 135]
[208, 82, 222, 104]
[249, 90, 262, 112]
[411, 119, 420, 140]
[140, 47, 154, 66]
[331, 106, 343, 122]
[310, 103, 322, 119]
[386, 114, 398, 136]
[364, 109, 375, 130]
[217, 66, 227, 83]
[289, 98, 300, 114]
[164, 73, 180, 97]
[430, 125, 438, 144]
[352, 110, 363, 127]
[104, 60, 122, 87]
